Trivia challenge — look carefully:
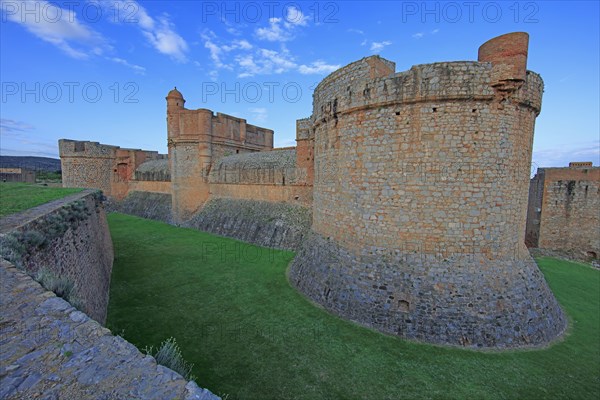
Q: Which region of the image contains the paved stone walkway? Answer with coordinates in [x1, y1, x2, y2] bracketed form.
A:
[0, 260, 220, 400]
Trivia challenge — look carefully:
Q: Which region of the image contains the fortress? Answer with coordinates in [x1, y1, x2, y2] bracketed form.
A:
[59, 33, 571, 348]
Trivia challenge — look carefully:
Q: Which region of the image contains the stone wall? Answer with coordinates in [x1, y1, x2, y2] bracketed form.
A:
[0, 259, 219, 400]
[59, 140, 166, 200]
[128, 180, 171, 194]
[526, 165, 600, 257]
[209, 149, 301, 185]
[289, 32, 567, 348]
[0, 167, 36, 183]
[185, 198, 311, 251]
[134, 159, 171, 182]
[0, 190, 113, 324]
[111, 191, 173, 224]
[290, 231, 566, 348]
[309, 59, 542, 258]
[209, 184, 312, 206]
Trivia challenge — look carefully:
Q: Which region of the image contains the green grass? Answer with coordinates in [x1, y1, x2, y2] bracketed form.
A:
[0, 182, 82, 217]
[106, 213, 600, 400]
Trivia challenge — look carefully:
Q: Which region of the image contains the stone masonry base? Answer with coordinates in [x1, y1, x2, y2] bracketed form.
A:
[289, 232, 567, 349]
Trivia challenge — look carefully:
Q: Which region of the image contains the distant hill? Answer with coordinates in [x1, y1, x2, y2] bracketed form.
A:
[0, 156, 61, 172]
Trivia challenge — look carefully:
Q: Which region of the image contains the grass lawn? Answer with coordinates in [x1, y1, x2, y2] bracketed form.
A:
[0, 182, 82, 217]
[106, 213, 600, 400]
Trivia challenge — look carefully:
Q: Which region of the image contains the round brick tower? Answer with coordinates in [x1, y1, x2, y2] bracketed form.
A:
[289, 33, 566, 348]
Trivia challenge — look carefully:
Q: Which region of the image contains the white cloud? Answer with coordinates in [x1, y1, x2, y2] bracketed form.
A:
[370, 41, 392, 53]
[256, 17, 291, 42]
[0, 118, 58, 157]
[0, 119, 35, 136]
[108, 0, 188, 62]
[347, 28, 364, 35]
[256, 6, 309, 42]
[201, 33, 254, 71]
[222, 39, 253, 52]
[248, 107, 268, 123]
[431, 29, 440, 34]
[203, 35, 228, 69]
[108, 57, 146, 75]
[412, 32, 424, 39]
[1, 0, 107, 59]
[260, 49, 296, 71]
[298, 61, 340, 75]
[236, 48, 297, 77]
[141, 15, 188, 62]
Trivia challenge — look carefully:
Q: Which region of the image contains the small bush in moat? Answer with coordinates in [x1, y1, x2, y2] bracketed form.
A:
[145, 337, 196, 381]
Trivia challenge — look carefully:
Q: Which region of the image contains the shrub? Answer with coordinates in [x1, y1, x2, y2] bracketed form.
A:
[34, 268, 83, 310]
[145, 337, 196, 381]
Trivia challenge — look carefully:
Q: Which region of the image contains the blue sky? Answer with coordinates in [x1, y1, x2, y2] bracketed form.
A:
[1, 0, 598, 169]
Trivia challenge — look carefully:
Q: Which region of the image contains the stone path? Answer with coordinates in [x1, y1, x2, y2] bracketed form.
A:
[0, 259, 220, 400]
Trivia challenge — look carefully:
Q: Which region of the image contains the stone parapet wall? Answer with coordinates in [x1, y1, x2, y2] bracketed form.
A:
[312, 61, 542, 127]
[210, 183, 312, 206]
[208, 149, 305, 185]
[128, 180, 172, 194]
[110, 191, 173, 224]
[0, 259, 219, 399]
[134, 159, 171, 182]
[0, 190, 113, 324]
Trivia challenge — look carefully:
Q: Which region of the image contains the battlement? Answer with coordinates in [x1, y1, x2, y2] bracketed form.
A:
[58, 139, 119, 159]
[59, 139, 166, 199]
[569, 161, 594, 168]
[296, 118, 313, 141]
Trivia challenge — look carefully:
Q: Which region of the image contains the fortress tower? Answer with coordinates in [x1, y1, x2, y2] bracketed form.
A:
[289, 33, 566, 348]
[166, 88, 275, 222]
[167, 88, 213, 222]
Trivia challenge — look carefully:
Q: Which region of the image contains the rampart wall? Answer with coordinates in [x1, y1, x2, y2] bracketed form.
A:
[526, 165, 600, 256]
[0, 190, 113, 323]
[0, 192, 219, 399]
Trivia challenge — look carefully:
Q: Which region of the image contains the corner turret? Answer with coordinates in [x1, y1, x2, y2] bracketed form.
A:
[166, 87, 185, 111]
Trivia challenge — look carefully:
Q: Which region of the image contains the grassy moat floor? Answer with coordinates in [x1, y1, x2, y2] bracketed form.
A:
[0, 182, 82, 217]
[106, 213, 600, 400]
